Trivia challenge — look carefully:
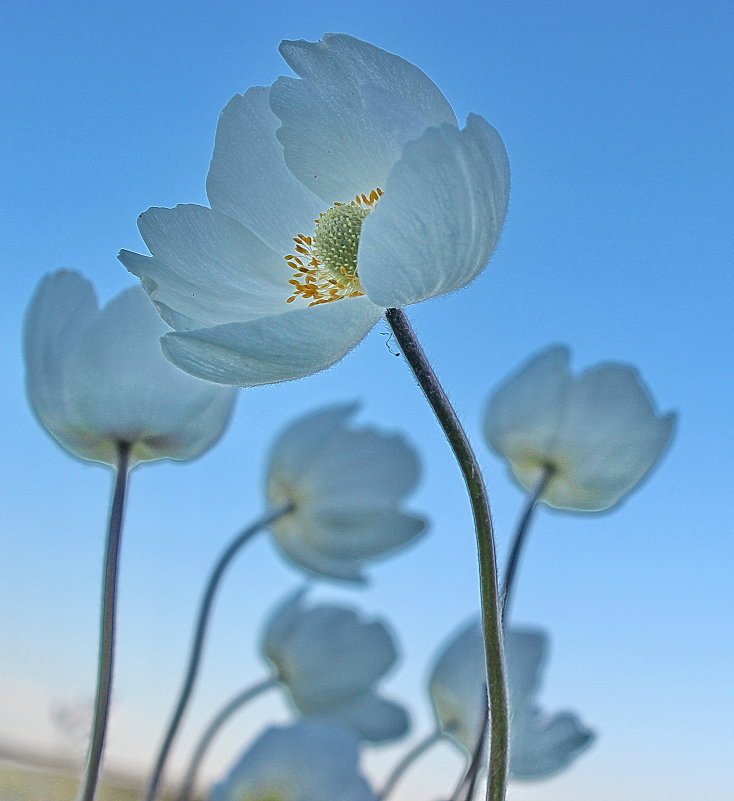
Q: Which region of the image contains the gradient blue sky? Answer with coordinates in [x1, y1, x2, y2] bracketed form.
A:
[2, 2, 733, 800]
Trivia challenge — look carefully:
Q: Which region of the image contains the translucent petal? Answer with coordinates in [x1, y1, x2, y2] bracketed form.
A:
[120, 204, 293, 329]
[510, 710, 595, 779]
[505, 629, 547, 711]
[271, 33, 457, 203]
[161, 297, 382, 386]
[206, 87, 324, 254]
[359, 115, 510, 307]
[327, 692, 409, 743]
[61, 287, 236, 462]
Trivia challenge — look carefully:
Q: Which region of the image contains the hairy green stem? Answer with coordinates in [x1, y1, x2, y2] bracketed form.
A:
[76, 441, 131, 801]
[177, 677, 277, 801]
[385, 308, 508, 801]
[144, 506, 291, 801]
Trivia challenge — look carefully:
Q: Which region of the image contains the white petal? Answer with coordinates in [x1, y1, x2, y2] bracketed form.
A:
[161, 297, 382, 386]
[549, 364, 677, 510]
[266, 404, 359, 489]
[211, 721, 375, 801]
[303, 428, 422, 508]
[23, 271, 99, 457]
[303, 509, 426, 560]
[271, 34, 456, 203]
[120, 204, 293, 329]
[270, 528, 367, 582]
[359, 115, 510, 307]
[327, 692, 409, 743]
[510, 710, 595, 779]
[484, 346, 572, 488]
[261, 587, 306, 661]
[506, 629, 547, 711]
[61, 287, 236, 461]
[206, 87, 324, 254]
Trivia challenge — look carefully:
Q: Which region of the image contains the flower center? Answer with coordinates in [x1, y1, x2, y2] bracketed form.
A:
[285, 188, 382, 306]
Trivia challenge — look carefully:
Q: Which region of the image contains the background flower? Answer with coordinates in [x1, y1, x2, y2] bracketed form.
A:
[483, 345, 677, 511]
[23, 271, 237, 466]
[265, 404, 426, 580]
[428, 619, 594, 779]
[261, 589, 408, 742]
[210, 720, 376, 801]
[120, 34, 510, 386]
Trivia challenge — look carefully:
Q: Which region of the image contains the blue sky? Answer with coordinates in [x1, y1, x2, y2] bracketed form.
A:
[2, 1, 733, 799]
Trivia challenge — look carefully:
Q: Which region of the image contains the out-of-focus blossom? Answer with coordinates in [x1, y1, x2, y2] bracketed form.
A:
[265, 404, 425, 580]
[24, 271, 237, 466]
[483, 345, 676, 511]
[211, 720, 377, 801]
[428, 619, 594, 779]
[120, 33, 510, 386]
[262, 590, 408, 742]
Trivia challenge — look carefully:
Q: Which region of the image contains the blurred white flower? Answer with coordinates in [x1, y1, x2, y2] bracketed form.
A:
[24, 271, 237, 466]
[211, 719, 376, 801]
[262, 589, 408, 742]
[483, 345, 676, 511]
[428, 619, 594, 780]
[265, 404, 426, 580]
[120, 33, 509, 386]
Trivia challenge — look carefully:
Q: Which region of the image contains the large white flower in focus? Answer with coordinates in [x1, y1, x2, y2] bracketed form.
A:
[262, 590, 408, 742]
[428, 620, 594, 780]
[484, 346, 677, 511]
[23, 271, 237, 466]
[119, 34, 510, 386]
[265, 404, 426, 580]
[211, 720, 376, 801]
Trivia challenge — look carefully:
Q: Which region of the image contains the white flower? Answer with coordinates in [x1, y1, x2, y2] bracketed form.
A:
[211, 719, 376, 801]
[428, 619, 594, 780]
[262, 590, 408, 742]
[483, 345, 677, 511]
[265, 404, 426, 580]
[119, 33, 510, 386]
[23, 271, 237, 466]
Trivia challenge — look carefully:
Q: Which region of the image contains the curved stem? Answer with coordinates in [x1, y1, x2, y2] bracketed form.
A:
[76, 441, 131, 801]
[500, 466, 553, 623]
[144, 505, 292, 801]
[385, 308, 508, 801]
[379, 729, 443, 801]
[177, 677, 277, 801]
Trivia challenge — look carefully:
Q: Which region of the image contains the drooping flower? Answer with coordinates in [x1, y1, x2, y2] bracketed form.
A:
[211, 719, 377, 801]
[265, 404, 426, 580]
[119, 33, 510, 386]
[262, 589, 408, 743]
[483, 345, 677, 511]
[23, 271, 237, 466]
[428, 619, 594, 780]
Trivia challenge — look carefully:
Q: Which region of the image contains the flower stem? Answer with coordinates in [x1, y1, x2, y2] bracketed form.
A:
[76, 441, 131, 801]
[501, 466, 553, 622]
[176, 677, 277, 801]
[144, 506, 292, 801]
[384, 307, 508, 801]
[379, 729, 443, 801]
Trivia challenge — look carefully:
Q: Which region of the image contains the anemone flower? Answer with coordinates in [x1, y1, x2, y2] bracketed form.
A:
[120, 33, 509, 386]
[428, 619, 594, 779]
[265, 404, 426, 580]
[262, 589, 408, 742]
[24, 270, 237, 466]
[211, 720, 376, 801]
[484, 345, 676, 511]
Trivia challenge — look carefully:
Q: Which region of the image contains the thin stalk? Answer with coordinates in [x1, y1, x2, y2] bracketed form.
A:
[385, 308, 508, 801]
[144, 505, 292, 801]
[451, 689, 490, 801]
[76, 441, 131, 801]
[177, 677, 277, 801]
[379, 729, 444, 801]
[500, 466, 553, 622]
